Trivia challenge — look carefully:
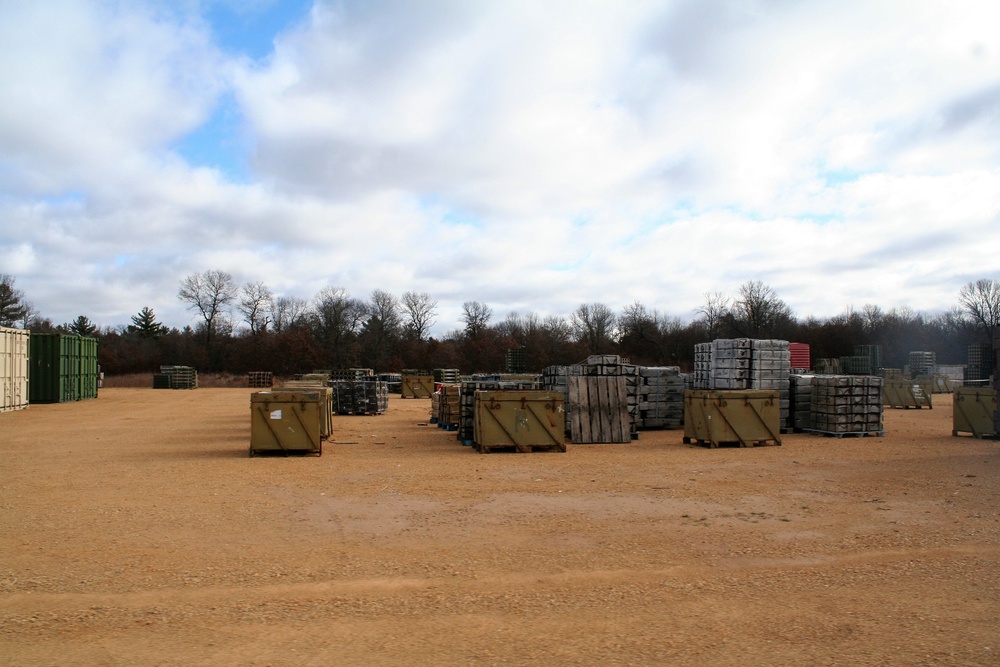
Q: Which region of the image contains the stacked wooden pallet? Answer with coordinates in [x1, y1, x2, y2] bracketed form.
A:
[808, 375, 884, 436]
[433, 368, 461, 384]
[637, 366, 684, 429]
[542, 356, 639, 440]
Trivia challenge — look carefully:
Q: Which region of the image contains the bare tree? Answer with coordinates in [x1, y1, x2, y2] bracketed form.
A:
[570, 302, 616, 352]
[462, 301, 493, 339]
[270, 296, 309, 333]
[310, 286, 366, 367]
[958, 278, 1000, 343]
[401, 291, 437, 340]
[695, 291, 730, 340]
[361, 289, 403, 369]
[177, 270, 238, 346]
[727, 280, 794, 338]
[0, 274, 28, 328]
[238, 281, 273, 335]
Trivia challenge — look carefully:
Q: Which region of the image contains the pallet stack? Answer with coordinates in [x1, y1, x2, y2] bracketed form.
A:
[693, 339, 791, 429]
[908, 351, 936, 379]
[247, 371, 273, 388]
[330, 368, 374, 382]
[789, 374, 813, 431]
[809, 375, 884, 436]
[433, 368, 461, 384]
[436, 383, 461, 429]
[331, 379, 388, 415]
[637, 367, 684, 429]
[158, 366, 198, 389]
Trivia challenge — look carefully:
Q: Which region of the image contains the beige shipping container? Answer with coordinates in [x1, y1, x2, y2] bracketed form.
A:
[952, 387, 997, 439]
[250, 391, 323, 456]
[683, 390, 781, 448]
[0, 326, 29, 412]
[401, 374, 434, 398]
[474, 390, 566, 453]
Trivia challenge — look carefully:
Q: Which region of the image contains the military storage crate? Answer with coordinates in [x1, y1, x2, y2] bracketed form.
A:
[952, 387, 997, 439]
[473, 390, 566, 453]
[401, 373, 434, 398]
[250, 390, 324, 456]
[683, 390, 781, 448]
[883, 380, 932, 409]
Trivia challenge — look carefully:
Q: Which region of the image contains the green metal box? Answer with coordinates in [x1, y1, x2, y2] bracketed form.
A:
[952, 387, 996, 439]
[401, 374, 434, 398]
[29, 333, 98, 404]
[250, 390, 323, 456]
[683, 390, 781, 447]
[883, 380, 933, 409]
[473, 390, 566, 453]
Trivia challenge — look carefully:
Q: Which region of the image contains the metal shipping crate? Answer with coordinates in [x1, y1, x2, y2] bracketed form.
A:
[401, 374, 434, 398]
[250, 391, 323, 456]
[683, 390, 781, 447]
[883, 380, 933, 409]
[474, 390, 566, 453]
[953, 387, 997, 439]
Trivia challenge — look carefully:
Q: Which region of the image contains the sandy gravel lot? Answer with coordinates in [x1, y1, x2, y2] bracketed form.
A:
[1, 388, 998, 666]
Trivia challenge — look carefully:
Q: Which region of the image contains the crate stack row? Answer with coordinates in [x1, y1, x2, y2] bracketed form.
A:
[156, 365, 198, 389]
[433, 383, 461, 428]
[637, 367, 685, 429]
[456, 376, 542, 443]
[809, 375, 884, 435]
[247, 371, 273, 388]
[789, 374, 813, 431]
[908, 351, 936, 379]
[693, 339, 791, 428]
[331, 379, 388, 415]
[330, 368, 374, 382]
[433, 368, 461, 384]
[542, 356, 641, 437]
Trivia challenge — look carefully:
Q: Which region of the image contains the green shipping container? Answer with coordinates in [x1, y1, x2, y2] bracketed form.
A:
[29, 333, 99, 404]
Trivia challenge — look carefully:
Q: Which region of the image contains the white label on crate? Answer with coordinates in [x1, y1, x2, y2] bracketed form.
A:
[270, 409, 282, 420]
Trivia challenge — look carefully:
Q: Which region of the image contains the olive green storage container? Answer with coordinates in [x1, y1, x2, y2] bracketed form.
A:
[683, 390, 782, 447]
[250, 390, 323, 456]
[29, 333, 99, 404]
[473, 390, 566, 453]
[952, 387, 996, 439]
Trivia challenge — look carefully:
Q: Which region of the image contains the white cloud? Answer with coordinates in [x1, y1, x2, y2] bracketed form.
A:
[0, 0, 998, 336]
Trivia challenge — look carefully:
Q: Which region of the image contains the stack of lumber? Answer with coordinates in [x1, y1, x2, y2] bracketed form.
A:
[637, 366, 684, 429]
[809, 375, 884, 436]
[159, 366, 198, 389]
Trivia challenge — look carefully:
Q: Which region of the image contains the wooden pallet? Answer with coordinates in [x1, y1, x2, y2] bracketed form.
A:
[476, 442, 567, 454]
[802, 429, 884, 438]
[682, 436, 780, 448]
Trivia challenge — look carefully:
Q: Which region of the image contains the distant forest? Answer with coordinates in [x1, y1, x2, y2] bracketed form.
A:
[2, 272, 998, 377]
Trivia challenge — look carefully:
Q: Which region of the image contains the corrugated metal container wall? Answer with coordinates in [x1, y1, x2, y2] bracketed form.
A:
[1, 326, 30, 412]
[29, 333, 99, 403]
[789, 342, 810, 370]
[78, 336, 100, 400]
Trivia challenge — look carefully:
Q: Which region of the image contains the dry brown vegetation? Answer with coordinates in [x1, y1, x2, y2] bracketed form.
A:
[1, 389, 998, 666]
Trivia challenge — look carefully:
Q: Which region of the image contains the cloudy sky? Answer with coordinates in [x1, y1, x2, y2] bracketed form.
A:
[1, 0, 998, 336]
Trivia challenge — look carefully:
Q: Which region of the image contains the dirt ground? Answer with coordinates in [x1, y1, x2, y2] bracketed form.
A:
[1, 388, 998, 666]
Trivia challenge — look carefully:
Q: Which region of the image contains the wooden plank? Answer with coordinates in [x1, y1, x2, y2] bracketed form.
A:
[569, 376, 630, 444]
